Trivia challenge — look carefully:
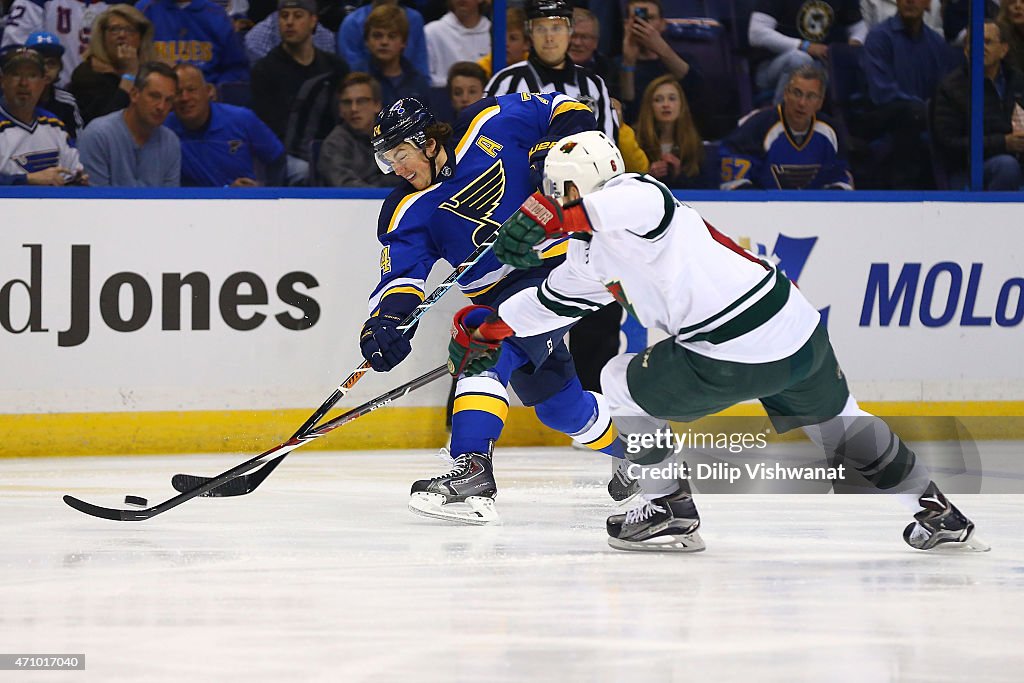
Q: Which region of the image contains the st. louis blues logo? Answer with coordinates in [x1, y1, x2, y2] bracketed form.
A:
[439, 159, 506, 246]
[13, 149, 60, 173]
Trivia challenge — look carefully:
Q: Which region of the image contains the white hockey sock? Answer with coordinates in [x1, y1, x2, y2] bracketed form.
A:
[636, 457, 683, 499]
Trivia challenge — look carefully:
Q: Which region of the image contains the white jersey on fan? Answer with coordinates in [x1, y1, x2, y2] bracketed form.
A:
[2, 0, 109, 87]
[0, 103, 82, 180]
[498, 173, 822, 364]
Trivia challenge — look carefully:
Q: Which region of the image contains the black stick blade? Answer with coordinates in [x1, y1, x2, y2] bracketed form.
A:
[171, 454, 286, 496]
[63, 495, 153, 521]
[171, 473, 249, 497]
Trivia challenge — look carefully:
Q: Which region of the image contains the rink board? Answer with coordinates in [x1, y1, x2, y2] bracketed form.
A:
[1, 196, 1022, 455]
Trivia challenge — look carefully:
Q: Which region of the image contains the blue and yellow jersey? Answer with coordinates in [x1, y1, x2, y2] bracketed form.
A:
[137, 0, 249, 84]
[719, 106, 854, 191]
[368, 92, 597, 319]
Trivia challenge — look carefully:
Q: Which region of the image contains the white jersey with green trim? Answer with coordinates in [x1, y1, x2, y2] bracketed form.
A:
[498, 173, 822, 364]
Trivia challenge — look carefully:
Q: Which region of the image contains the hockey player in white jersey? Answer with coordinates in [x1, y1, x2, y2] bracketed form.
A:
[447, 130, 988, 554]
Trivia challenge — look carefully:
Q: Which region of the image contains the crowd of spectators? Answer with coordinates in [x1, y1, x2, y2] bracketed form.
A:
[0, 0, 1021, 189]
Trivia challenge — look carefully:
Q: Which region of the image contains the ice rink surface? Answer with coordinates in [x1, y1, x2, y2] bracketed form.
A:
[2, 446, 1023, 683]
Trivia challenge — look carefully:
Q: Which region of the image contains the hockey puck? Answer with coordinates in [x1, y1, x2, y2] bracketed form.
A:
[124, 495, 148, 507]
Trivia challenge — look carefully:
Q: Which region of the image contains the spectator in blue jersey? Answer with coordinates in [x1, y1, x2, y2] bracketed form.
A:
[720, 64, 853, 190]
[862, 0, 960, 188]
[933, 20, 1024, 190]
[619, 0, 701, 126]
[243, 8, 336, 64]
[136, 0, 249, 84]
[0, 47, 86, 185]
[748, 0, 867, 103]
[317, 71, 401, 187]
[22, 31, 83, 139]
[251, 0, 347, 184]
[78, 61, 180, 186]
[364, 2, 430, 107]
[336, 0, 427, 75]
[165, 63, 285, 186]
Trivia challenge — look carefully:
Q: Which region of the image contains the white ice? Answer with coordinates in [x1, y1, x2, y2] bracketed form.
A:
[2, 446, 1023, 682]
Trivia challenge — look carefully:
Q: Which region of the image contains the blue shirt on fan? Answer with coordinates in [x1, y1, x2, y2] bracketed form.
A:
[863, 14, 959, 105]
[136, 0, 250, 84]
[336, 3, 427, 75]
[166, 102, 285, 186]
[719, 105, 853, 190]
[77, 109, 181, 187]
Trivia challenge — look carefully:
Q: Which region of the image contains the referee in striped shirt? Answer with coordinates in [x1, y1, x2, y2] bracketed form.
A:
[487, 0, 623, 399]
[485, 0, 618, 142]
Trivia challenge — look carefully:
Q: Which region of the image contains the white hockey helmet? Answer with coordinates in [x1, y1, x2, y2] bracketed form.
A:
[542, 131, 625, 203]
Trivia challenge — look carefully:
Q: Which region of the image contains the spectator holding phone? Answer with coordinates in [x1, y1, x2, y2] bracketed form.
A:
[619, 0, 700, 124]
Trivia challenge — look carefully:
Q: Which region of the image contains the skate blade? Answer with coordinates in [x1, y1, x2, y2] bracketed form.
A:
[905, 522, 992, 553]
[932, 529, 992, 553]
[408, 492, 499, 526]
[608, 530, 706, 553]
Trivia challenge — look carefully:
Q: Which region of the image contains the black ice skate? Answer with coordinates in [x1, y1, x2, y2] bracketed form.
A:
[607, 486, 705, 553]
[608, 458, 641, 502]
[903, 482, 990, 552]
[409, 447, 498, 525]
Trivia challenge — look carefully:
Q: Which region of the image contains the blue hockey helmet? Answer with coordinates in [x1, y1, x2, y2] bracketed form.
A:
[372, 98, 437, 174]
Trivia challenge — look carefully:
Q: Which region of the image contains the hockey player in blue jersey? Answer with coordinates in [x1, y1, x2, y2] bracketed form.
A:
[362, 94, 635, 524]
[719, 65, 854, 191]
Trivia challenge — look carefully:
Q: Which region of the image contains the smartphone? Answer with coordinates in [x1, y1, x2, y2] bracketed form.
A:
[633, 6, 649, 20]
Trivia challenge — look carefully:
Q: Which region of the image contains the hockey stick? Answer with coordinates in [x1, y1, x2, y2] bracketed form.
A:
[167, 228, 507, 499]
[63, 225, 504, 521]
[62, 364, 450, 521]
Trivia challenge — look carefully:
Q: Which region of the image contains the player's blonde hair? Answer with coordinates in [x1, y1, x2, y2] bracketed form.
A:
[84, 6, 158, 67]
